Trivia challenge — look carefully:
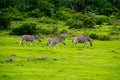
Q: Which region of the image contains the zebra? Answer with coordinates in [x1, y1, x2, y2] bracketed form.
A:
[72, 35, 93, 47]
[47, 37, 65, 48]
[19, 35, 41, 46]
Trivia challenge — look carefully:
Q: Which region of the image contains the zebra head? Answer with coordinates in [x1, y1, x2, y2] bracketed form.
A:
[59, 37, 65, 45]
[34, 35, 41, 42]
[87, 37, 93, 46]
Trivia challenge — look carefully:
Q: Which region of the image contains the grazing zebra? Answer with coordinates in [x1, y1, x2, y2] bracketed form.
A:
[72, 35, 93, 47]
[47, 37, 65, 48]
[19, 35, 41, 46]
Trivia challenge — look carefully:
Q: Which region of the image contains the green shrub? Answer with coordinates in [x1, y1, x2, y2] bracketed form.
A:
[12, 16, 25, 21]
[69, 21, 83, 29]
[98, 35, 111, 41]
[55, 11, 72, 21]
[60, 7, 76, 14]
[52, 27, 58, 33]
[89, 33, 111, 41]
[83, 17, 96, 28]
[26, 9, 44, 18]
[10, 23, 38, 35]
[109, 31, 119, 35]
[39, 27, 52, 35]
[1, 7, 24, 21]
[111, 27, 120, 31]
[39, 17, 58, 24]
[66, 19, 76, 26]
[0, 12, 11, 30]
[68, 17, 96, 29]
[96, 15, 111, 25]
[116, 13, 120, 19]
[89, 33, 99, 39]
[38, 26, 59, 35]
[60, 29, 68, 34]
[37, 1, 54, 17]
[73, 13, 88, 20]
[67, 13, 96, 29]
[109, 27, 120, 35]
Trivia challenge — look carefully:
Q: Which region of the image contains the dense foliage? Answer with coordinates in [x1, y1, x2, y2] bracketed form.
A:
[89, 33, 111, 41]
[0, 0, 120, 16]
[0, 12, 11, 30]
[10, 23, 38, 35]
[0, 0, 120, 30]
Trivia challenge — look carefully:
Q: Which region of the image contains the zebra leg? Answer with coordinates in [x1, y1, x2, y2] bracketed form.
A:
[23, 40, 26, 46]
[19, 39, 22, 46]
[33, 40, 36, 46]
[19, 39, 23, 46]
[30, 41, 32, 46]
[74, 43, 77, 46]
[56, 43, 59, 49]
[48, 42, 52, 49]
[73, 42, 77, 47]
[84, 42, 87, 47]
[89, 42, 93, 47]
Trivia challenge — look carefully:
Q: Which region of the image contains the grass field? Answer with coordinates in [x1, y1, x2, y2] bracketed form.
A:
[0, 18, 120, 80]
[0, 31, 120, 80]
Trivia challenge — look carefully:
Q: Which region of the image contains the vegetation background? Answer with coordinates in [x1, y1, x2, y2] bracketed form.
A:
[0, 0, 120, 80]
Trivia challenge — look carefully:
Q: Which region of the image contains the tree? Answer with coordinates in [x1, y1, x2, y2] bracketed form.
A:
[0, 12, 11, 30]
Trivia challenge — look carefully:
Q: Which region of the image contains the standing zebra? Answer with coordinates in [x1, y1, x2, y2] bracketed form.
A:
[47, 37, 65, 48]
[19, 35, 41, 46]
[72, 35, 93, 47]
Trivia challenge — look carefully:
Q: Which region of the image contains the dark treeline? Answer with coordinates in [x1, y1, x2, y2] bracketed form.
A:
[0, 0, 120, 30]
[0, 0, 120, 16]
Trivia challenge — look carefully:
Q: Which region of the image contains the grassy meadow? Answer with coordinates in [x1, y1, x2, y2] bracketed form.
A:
[0, 19, 120, 80]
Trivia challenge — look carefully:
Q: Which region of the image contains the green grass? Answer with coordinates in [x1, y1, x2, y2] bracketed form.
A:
[0, 33, 120, 80]
[0, 18, 120, 80]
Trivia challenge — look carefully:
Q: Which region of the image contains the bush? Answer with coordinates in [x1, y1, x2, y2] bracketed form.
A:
[109, 27, 120, 35]
[116, 13, 120, 19]
[12, 16, 25, 21]
[55, 11, 72, 21]
[38, 1, 54, 17]
[26, 9, 44, 18]
[73, 12, 88, 20]
[96, 15, 111, 25]
[38, 26, 59, 35]
[89, 33, 111, 41]
[60, 29, 68, 34]
[10, 23, 38, 35]
[0, 12, 11, 30]
[59, 7, 76, 14]
[98, 35, 111, 41]
[52, 27, 58, 33]
[83, 17, 96, 28]
[39, 27, 52, 35]
[66, 19, 76, 26]
[89, 33, 99, 39]
[69, 21, 83, 29]
[1, 7, 25, 21]
[67, 13, 96, 29]
[39, 17, 58, 24]
[109, 31, 119, 35]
